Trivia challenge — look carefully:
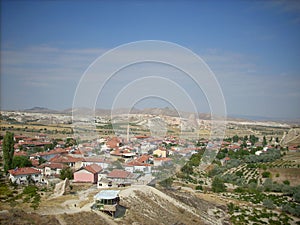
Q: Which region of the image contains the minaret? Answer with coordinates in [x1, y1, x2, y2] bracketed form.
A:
[126, 123, 129, 142]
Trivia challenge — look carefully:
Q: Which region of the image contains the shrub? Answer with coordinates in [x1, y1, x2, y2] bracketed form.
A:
[283, 180, 290, 185]
[159, 177, 173, 189]
[262, 171, 271, 178]
[195, 185, 203, 191]
[235, 171, 243, 177]
[212, 177, 226, 193]
[263, 198, 275, 209]
[59, 167, 73, 180]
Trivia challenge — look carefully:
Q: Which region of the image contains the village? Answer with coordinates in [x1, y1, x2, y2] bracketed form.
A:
[1, 110, 300, 224]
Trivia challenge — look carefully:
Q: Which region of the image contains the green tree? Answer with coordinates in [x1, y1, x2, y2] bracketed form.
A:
[263, 136, 267, 147]
[159, 177, 173, 189]
[65, 138, 77, 147]
[262, 171, 271, 178]
[283, 180, 290, 185]
[3, 132, 15, 172]
[293, 186, 300, 203]
[235, 171, 243, 177]
[12, 156, 32, 168]
[263, 198, 275, 209]
[241, 140, 247, 148]
[232, 135, 239, 143]
[211, 177, 226, 193]
[249, 135, 258, 145]
[216, 151, 226, 160]
[59, 167, 73, 180]
[181, 163, 193, 174]
[38, 157, 47, 165]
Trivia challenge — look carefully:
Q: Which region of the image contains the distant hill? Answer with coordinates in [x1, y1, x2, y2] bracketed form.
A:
[19, 106, 299, 124]
[23, 107, 59, 114]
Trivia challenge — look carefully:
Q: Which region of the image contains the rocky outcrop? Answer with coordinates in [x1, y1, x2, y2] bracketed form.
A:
[281, 128, 300, 146]
[53, 178, 69, 197]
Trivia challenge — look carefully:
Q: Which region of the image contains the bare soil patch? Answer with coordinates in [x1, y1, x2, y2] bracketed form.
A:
[268, 168, 300, 186]
[0, 208, 60, 225]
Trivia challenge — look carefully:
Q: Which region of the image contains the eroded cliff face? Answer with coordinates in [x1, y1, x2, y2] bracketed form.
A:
[53, 178, 70, 197]
[281, 128, 300, 146]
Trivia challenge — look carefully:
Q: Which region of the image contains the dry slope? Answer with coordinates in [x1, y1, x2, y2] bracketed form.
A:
[119, 185, 228, 225]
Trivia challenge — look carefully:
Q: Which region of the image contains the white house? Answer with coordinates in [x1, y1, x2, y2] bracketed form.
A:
[38, 162, 66, 177]
[8, 167, 42, 185]
[255, 150, 263, 156]
[97, 175, 113, 189]
[124, 160, 152, 174]
[153, 157, 172, 167]
[79, 157, 110, 169]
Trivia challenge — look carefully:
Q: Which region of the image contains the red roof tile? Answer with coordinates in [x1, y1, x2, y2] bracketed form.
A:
[84, 164, 102, 174]
[38, 148, 67, 156]
[82, 157, 106, 163]
[125, 160, 151, 167]
[50, 154, 82, 163]
[136, 154, 151, 163]
[153, 157, 172, 161]
[107, 169, 132, 179]
[8, 167, 41, 176]
[39, 162, 66, 170]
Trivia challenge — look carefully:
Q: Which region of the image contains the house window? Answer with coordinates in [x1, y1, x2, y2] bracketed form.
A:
[99, 183, 102, 186]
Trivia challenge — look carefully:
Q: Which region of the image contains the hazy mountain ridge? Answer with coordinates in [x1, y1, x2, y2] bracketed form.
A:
[12, 107, 300, 124]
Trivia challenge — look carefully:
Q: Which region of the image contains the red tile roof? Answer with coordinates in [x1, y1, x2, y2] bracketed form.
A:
[50, 154, 82, 163]
[82, 157, 106, 163]
[107, 169, 132, 179]
[37, 148, 67, 156]
[8, 167, 41, 176]
[125, 160, 151, 167]
[39, 162, 66, 170]
[136, 154, 151, 163]
[135, 135, 150, 139]
[106, 137, 121, 148]
[153, 157, 172, 161]
[84, 164, 102, 174]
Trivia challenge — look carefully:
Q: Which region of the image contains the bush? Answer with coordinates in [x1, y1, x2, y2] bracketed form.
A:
[212, 177, 226, 193]
[262, 171, 271, 178]
[12, 156, 32, 168]
[283, 180, 290, 185]
[235, 171, 243, 177]
[293, 187, 300, 203]
[159, 177, 173, 189]
[263, 198, 275, 209]
[181, 163, 193, 174]
[22, 185, 40, 210]
[59, 167, 73, 180]
[195, 185, 203, 191]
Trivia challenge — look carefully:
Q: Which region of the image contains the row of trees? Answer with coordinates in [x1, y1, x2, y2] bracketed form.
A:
[2, 132, 40, 172]
[244, 149, 281, 163]
[2, 132, 79, 173]
[3, 132, 14, 172]
[224, 134, 259, 145]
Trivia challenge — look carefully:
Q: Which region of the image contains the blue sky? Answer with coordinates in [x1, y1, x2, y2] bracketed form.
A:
[1, 0, 300, 119]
